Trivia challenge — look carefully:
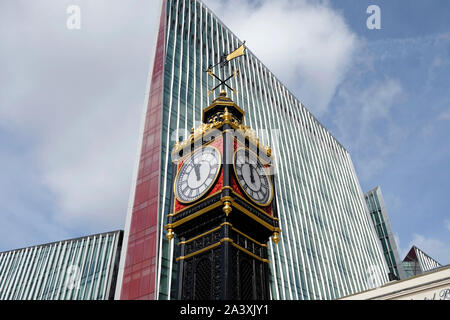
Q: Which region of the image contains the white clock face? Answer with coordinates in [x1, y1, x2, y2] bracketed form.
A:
[234, 148, 273, 206]
[175, 146, 221, 203]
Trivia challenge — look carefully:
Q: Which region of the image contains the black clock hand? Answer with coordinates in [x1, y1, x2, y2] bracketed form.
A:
[193, 162, 201, 181]
[249, 163, 255, 184]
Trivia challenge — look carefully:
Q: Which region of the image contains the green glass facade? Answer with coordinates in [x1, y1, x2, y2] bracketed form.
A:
[0, 230, 122, 300]
[364, 186, 405, 280]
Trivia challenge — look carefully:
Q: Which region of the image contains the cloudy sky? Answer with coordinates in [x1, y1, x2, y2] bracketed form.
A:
[1, 0, 449, 265]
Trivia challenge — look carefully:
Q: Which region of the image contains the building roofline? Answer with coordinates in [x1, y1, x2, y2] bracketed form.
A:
[0, 230, 124, 255]
[338, 264, 450, 299]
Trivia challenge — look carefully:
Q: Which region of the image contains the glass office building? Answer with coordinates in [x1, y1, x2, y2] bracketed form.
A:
[116, 0, 390, 300]
[402, 246, 442, 278]
[365, 186, 405, 280]
[0, 230, 123, 300]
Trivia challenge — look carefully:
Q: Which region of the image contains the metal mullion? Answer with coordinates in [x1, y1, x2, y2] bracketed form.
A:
[310, 111, 345, 299]
[268, 77, 310, 301]
[93, 235, 109, 299]
[312, 123, 347, 298]
[273, 80, 315, 299]
[31, 246, 52, 300]
[49, 241, 67, 300]
[261, 69, 301, 300]
[37, 243, 58, 300]
[343, 159, 380, 282]
[328, 145, 365, 293]
[303, 103, 339, 299]
[259, 71, 291, 300]
[284, 94, 318, 300]
[299, 112, 338, 299]
[54, 241, 73, 300]
[23, 246, 43, 300]
[1, 251, 20, 299]
[320, 128, 354, 296]
[63, 239, 83, 300]
[81, 236, 97, 299]
[6, 249, 27, 300]
[321, 130, 349, 297]
[190, 1, 197, 127]
[66, 239, 83, 299]
[302, 111, 342, 299]
[274, 88, 314, 300]
[261, 71, 296, 299]
[181, 0, 188, 132]
[341, 152, 383, 288]
[198, 2, 204, 115]
[43, 242, 62, 300]
[253, 61, 299, 299]
[86, 235, 102, 299]
[0, 251, 13, 298]
[79, 237, 95, 299]
[258, 70, 284, 300]
[183, 0, 191, 132]
[61, 240, 77, 300]
[0, 252, 10, 287]
[103, 234, 119, 300]
[74, 237, 91, 300]
[322, 129, 349, 297]
[279, 87, 317, 300]
[309, 121, 339, 299]
[58, 241, 77, 300]
[325, 139, 359, 295]
[1, 250, 19, 299]
[16, 247, 35, 299]
[299, 110, 335, 299]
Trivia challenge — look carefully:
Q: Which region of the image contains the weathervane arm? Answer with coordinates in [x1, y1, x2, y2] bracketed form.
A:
[210, 80, 234, 93]
[206, 68, 223, 82]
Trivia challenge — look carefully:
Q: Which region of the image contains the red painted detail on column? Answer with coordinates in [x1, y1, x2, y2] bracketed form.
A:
[120, 0, 166, 300]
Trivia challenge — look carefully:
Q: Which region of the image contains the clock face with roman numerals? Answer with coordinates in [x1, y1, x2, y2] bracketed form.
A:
[233, 148, 273, 206]
[175, 146, 221, 203]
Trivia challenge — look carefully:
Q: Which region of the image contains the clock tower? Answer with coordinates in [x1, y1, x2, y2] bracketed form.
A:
[165, 90, 280, 300]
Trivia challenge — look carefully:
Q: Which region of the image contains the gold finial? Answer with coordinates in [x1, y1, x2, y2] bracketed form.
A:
[272, 232, 280, 244]
[223, 201, 232, 216]
[220, 89, 227, 97]
[167, 229, 174, 241]
[223, 107, 232, 122]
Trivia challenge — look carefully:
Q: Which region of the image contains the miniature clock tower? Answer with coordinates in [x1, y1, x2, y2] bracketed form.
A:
[164, 90, 281, 300]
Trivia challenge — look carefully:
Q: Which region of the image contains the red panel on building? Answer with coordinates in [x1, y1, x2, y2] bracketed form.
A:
[120, 0, 166, 300]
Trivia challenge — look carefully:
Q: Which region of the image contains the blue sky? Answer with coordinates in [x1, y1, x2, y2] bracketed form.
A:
[326, 0, 450, 263]
[0, 0, 449, 266]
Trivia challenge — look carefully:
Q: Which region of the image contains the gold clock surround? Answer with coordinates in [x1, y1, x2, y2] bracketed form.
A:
[173, 145, 222, 205]
[233, 147, 274, 207]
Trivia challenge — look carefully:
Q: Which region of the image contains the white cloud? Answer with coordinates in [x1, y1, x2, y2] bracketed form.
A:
[445, 219, 450, 231]
[0, 1, 160, 240]
[204, 0, 358, 116]
[438, 107, 450, 121]
[409, 233, 450, 265]
[332, 75, 405, 180]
